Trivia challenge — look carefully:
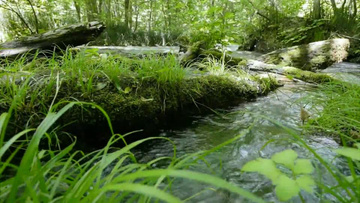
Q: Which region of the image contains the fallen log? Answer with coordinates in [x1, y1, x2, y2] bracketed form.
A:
[0, 21, 105, 60]
[178, 41, 246, 66]
[261, 38, 350, 71]
[245, 59, 333, 83]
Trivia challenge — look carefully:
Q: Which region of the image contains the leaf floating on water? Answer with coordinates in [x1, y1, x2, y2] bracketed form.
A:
[96, 82, 107, 90]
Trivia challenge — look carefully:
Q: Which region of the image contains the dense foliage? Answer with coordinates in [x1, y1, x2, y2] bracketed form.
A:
[0, 0, 359, 50]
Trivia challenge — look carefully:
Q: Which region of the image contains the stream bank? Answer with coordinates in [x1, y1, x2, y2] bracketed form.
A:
[0, 39, 351, 147]
[0, 53, 280, 146]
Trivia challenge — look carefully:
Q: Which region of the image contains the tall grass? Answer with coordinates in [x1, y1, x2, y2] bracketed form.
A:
[0, 101, 264, 202]
[307, 81, 360, 143]
[0, 50, 188, 120]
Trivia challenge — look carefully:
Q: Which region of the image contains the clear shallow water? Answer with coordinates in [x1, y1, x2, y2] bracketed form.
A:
[130, 83, 348, 202]
[320, 62, 360, 85]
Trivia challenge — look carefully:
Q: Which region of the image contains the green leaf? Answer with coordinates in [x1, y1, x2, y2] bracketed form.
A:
[271, 149, 298, 170]
[296, 175, 316, 193]
[354, 143, 360, 149]
[224, 12, 235, 19]
[124, 87, 132, 94]
[96, 82, 107, 90]
[242, 158, 282, 183]
[141, 97, 154, 102]
[275, 175, 300, 201]
[294, 159, 314, 175]
[335, 147, 360, 161]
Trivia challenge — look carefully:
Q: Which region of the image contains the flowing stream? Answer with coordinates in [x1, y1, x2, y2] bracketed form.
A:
[131, 83, 345, 202]
[120, 58, 360, 202]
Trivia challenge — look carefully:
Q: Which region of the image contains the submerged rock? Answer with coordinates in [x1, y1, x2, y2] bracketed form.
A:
[261, 38, 350, 71]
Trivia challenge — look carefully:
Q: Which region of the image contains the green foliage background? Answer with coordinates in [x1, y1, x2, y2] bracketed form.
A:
[0, 0, 359, 50]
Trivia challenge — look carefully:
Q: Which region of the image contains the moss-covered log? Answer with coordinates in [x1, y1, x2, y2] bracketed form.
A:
[0, 21, 105, 60]
[261, 38, 350, 71]
[179, 41, 246, 66]
[1, 72, 278, 146]
[246, 59, 333, 83]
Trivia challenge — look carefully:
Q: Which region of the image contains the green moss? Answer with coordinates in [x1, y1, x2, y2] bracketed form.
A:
[282, 67, 333, 83]
[1, 53, 279, 143]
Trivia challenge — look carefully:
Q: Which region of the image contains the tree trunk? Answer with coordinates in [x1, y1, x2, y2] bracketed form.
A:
[124, 0, 130, 30]
[313, 0, 321, 19]
[148, 0, 153, 32]
[74, 0, 82, 22]
[350, 0, 357, 19]
[134, 3, 139, 32]
[86, 0, 98, 21]
[167, 0, 171, 29]
[98, 0, 104, 14]
[0, 21, 106, 60]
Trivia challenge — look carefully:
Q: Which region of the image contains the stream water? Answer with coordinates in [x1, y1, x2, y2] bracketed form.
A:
[124, 60, 360, 202]
[85, 46, 358, 202]
[130, 82, 348, 202]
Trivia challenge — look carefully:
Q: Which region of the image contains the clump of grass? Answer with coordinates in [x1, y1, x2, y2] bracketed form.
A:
[0, 92, 264, 202]
[196, 56, 227, 75]
[307, 81, 360, 142]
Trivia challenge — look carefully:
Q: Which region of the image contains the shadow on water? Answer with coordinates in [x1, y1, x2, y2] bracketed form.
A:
[126, 83, 349, 202]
